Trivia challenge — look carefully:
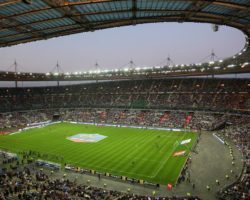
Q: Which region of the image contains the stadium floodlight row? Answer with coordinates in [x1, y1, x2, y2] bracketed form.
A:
[0, 60, 249, 82]
[0, 0, 250, 79]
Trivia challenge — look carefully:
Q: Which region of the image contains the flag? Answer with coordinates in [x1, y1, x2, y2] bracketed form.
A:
[180, 139, 191, 145]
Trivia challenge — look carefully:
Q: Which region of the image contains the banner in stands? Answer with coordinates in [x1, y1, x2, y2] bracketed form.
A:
[180, 139, 191, 145]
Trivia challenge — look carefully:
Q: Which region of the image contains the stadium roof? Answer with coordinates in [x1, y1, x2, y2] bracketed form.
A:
[0, 0, 249, 80]
[0, 0, 249, 47]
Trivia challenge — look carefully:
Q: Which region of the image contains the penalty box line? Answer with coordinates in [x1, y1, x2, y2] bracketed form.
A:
[122, 134, 187, 178]
[151, 133, 187, 178]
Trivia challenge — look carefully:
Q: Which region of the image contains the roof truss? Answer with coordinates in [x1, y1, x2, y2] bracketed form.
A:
[0, 0, 248, 47]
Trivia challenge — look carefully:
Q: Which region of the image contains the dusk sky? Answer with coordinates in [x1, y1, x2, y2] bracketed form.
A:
[0, 22, 245, 73]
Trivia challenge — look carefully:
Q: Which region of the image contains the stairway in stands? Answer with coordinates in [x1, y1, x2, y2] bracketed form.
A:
[137, 112, 145, 125]
[184, 112, 193, 128]
[159, 112, 169, 125]
[99, 111, 107, 123]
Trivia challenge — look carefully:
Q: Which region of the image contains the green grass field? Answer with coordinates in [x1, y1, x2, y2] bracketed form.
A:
[0, 123, 197, 185]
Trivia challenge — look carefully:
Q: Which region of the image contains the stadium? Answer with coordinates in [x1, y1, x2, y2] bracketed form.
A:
[0, 0, 249, 200]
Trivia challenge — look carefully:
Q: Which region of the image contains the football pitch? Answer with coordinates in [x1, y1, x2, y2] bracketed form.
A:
[0, 123, 197, 185]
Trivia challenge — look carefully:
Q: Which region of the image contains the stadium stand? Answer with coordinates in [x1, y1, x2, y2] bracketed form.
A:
[0, 162, 201, 200]
[0, 78, 249, 113]
[217, 122, 250, 200]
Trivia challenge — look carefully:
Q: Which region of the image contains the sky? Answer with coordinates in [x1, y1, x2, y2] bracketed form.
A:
[0, 22, 246, 73]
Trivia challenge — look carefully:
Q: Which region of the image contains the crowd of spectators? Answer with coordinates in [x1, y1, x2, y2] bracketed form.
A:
[0, 111, 52, 130]
[0, 159, 200, 200]
[0, 78, 249, 113]
[1, 108, 250, 132]
[217, 121, 250, 200]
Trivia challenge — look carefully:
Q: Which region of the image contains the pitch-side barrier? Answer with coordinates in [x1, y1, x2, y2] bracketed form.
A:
[10, 121, 61, 135]
[65, 164, 159, 189]
[11, 121, 196, 135]
[66, 121, 196, 132]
